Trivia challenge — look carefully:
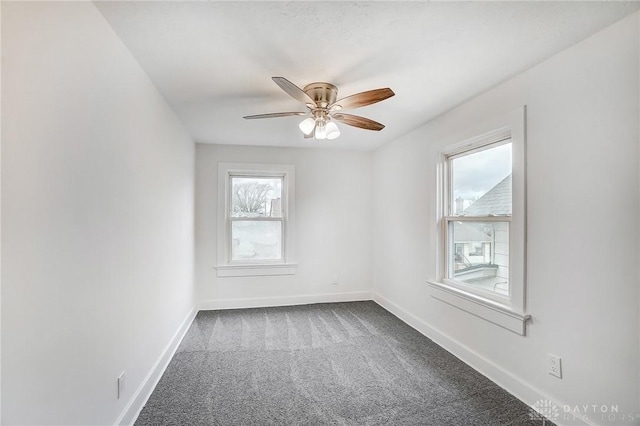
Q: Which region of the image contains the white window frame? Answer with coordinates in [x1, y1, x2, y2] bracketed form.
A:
[428, 106, 530, 335]
[215, 162, 297, 277]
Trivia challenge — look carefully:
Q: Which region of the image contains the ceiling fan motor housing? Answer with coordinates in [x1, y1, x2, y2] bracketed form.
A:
[303, 82, 338, 109]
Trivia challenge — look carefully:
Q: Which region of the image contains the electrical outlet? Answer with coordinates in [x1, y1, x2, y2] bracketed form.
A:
[331, 275, 339, 286]
[117, 371, 126, 399]
[548, 354, 562, 379]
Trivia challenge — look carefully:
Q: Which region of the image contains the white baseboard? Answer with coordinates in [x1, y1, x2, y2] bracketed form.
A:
[372, 292, 590, 426]
[199, 290, 372, 311]
[115, 307, 198, 426]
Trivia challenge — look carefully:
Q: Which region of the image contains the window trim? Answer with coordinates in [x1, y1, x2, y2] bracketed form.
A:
[427, 106, 530, 335]
[216, 162, 297, 277]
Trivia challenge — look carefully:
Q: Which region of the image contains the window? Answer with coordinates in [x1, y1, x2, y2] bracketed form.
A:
[447, 142, 512, 297]
[216, 163, 296, 277]
[428, 106, 529, 335]
[230, 176, 283, 261]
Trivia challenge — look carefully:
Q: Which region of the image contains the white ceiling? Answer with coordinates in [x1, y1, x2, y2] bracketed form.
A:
[95, 1, 639, 151]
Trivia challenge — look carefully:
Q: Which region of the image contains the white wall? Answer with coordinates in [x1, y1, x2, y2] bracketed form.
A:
[196, 144, 371, 308]
[372, 12, 639, 425]
[2, 3, 195, 425]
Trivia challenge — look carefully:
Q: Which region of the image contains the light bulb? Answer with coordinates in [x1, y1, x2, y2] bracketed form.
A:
[314, 120, 327, 140]
[298, 117, 315, 136]
[326, 121, 341, 140]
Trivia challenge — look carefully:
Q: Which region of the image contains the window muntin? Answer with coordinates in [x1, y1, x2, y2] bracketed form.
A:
[444, 140, 512, 299]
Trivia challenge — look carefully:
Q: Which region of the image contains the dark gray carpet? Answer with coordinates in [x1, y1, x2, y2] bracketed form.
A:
[135, 301, 549, 425]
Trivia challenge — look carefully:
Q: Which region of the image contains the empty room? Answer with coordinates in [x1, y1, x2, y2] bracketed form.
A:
[2, 1, 640, 425]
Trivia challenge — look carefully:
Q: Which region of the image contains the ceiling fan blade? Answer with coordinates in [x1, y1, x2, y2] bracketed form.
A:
[243, 112, 309, 119]
[330, 88, 394, 111]
[332, 113, 385, 131]
[272, 77, 316, 107]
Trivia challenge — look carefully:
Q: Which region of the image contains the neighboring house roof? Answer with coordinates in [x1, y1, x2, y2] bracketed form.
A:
[463, 174, 512, 216]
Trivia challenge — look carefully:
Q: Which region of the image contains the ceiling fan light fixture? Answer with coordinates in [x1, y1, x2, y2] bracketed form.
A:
[326, 121, 340, 140]
[299, 117, 315, 135]
[314, 119, 327, 140]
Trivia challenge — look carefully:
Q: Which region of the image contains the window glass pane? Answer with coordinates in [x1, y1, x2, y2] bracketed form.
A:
[231, 220, 282, 261]
[452, 142, 512, 216]
[231, 177, 283, 218]
[450, 220, 509, 296]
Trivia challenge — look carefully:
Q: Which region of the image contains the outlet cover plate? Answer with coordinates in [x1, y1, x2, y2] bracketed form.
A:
[548, 354, 562, 379]
[118, 372, 126, 399]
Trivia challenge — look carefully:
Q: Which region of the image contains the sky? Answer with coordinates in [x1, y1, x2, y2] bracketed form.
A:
[452, 142, 511, 202]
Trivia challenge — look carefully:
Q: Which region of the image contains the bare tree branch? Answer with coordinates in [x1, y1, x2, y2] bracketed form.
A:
[232, 182, 273, 216]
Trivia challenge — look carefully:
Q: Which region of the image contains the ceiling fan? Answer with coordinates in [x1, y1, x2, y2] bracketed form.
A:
[243, 77, 395, 140]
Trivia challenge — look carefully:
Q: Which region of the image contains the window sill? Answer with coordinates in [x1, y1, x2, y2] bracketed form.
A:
[215, 263, 297, 277]
[427, 280, 530, 335]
